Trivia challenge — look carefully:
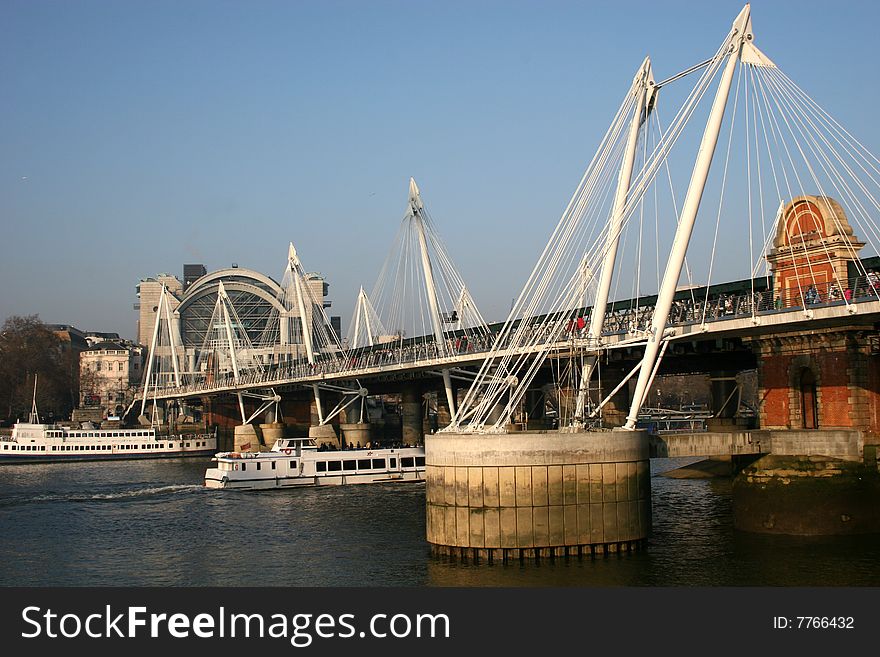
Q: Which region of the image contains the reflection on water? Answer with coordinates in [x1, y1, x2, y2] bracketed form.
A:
[1, 457, 878, 586]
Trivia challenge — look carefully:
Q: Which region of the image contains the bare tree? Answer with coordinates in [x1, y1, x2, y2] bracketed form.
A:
[0, 315, 76, 423]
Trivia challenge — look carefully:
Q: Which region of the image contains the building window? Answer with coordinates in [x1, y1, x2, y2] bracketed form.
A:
[118, 362, 124, 371]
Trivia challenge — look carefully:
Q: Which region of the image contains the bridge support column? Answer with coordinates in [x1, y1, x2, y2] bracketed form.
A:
[306, 392, 337, 447]
[436, 388, 454, 430]
[233, 424, 260, 452]
[706, 370, 740, 431]
[598, 367, 631, 428]
[525, 388, 548, 430]
[426, 429, 651, 562]
[401, 385, 424, 446]
[340, 405, 371, 448]
[734, 327, 880, 534]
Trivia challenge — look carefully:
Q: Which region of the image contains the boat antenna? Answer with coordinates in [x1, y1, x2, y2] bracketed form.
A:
[30, 374, 39, 423]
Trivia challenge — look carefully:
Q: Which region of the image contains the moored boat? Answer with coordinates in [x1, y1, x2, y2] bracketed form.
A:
[1, 421, 217, 464]
[204, 438, 425, 490]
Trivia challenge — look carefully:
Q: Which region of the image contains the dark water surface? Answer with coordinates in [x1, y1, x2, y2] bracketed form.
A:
[1, 457, 879, 586]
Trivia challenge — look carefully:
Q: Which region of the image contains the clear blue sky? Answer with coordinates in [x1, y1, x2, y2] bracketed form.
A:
[2, 0, 878, 341]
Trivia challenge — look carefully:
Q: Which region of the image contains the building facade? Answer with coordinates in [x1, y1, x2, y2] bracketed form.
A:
[79, 340, 145, 417]
[136, 273, 184, 347]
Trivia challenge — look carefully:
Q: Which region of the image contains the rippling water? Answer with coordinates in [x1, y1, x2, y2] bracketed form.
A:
[1, 457, 878, 586]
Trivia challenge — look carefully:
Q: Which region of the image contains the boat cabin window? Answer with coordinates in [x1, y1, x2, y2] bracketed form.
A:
[416, 457, 425, 466]
[401, 457, 415, 467]
[316, 462, 327, 472]
[390, 458, 396, 468]
[327, 461, 341, 472]
[241, 464, 247, 471]
[372, 458, 385, 469]
[343, 460, 356, 471]
[358, 459, 372, 469]
[256, 462, 261, 471]
[271, 461, 276, 470]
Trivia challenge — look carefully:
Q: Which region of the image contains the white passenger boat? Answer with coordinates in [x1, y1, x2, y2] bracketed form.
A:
[0, 421, 217, 464]
[204, 438, 425, 490]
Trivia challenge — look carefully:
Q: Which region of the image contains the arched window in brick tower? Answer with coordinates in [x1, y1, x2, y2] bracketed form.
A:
[800, 368, 818, 429]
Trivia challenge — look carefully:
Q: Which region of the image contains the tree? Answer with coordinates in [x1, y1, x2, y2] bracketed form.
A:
[0, 315, 76, 423]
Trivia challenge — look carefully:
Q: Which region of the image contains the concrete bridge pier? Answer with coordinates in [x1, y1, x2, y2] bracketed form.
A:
[339, 404, 371, 448]
[401, 384, 424, 446]
[729, 328, 880, 535]
[233, 424, 263, 452]
[733, 450, 880, 535]
[426, 429, 651, 562]
[307, 393, 340, 448]
[436, 387, 454, 430]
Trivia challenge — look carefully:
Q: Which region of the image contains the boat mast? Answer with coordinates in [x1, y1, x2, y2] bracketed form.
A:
[30, 373, 39, 423]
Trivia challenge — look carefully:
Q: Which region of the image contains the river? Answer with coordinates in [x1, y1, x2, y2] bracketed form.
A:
[1, 456, 879, 587]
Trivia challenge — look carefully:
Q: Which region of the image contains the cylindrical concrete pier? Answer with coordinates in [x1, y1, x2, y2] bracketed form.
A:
[259, 422, 285, 449]
[426, 429, 651, 562]
[233, 424, 259, 452]
[309, 424, 339, 448]
[339, 422, 371, 448]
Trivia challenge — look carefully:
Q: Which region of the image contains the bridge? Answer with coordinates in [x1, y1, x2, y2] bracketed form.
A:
[135, 4, 880, 557]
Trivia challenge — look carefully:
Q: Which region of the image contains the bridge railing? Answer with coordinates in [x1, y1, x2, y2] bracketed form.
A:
[145, 275, 880, 398]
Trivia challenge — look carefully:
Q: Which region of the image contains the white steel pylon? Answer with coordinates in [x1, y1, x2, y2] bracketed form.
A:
[139, 284, 184, 422]
[348, 286, 387, 349]
[453, 285, 488, 333]
[574, 56, 656, 425]
[446, 51, 668, 433]
[282, 241, 364, 427]
[286, 241, 325, 423]
[192, 280, 278, 424]
[624, 4, 753, 429]
[409, 178, 457, 416]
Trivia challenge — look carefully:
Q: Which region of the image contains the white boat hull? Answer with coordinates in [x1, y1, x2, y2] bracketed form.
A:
[205, 441, 426, 491]
[204, 469, 424, 490]
[2, 421, 217, 465]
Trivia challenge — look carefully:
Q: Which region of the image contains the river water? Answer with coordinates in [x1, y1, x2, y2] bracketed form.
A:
[1, 456, 879, 587]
